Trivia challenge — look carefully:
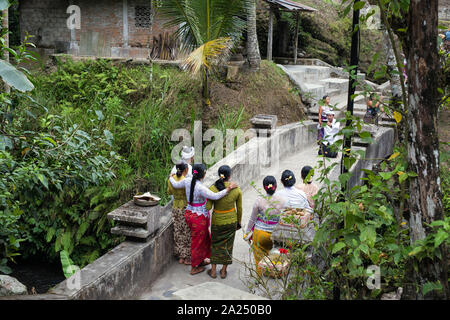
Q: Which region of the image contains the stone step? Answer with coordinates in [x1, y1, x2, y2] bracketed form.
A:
[303, 82, 326, 101]
[285, 65, 332, 82]
[319, 77, 349, 93]
[352, 137, 370, 148]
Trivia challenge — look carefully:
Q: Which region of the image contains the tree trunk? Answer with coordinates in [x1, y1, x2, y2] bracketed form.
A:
[293, 13, 299, 64]
[202, 66, 210, 108]
[267, 7, 273, 61]
[247, 0, 261, 71]
[403, 0, 448, 299]
[148, 0, 154, 87]
[2, 7, 10, 93]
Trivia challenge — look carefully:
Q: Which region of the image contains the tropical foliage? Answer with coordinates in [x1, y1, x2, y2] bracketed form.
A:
[159, 0, 251, 106]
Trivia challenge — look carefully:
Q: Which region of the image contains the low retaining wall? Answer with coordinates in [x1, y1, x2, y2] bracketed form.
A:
[202, 120, 318, 188]
[48, 201, 174, 299]
[348, 126, 395, 189]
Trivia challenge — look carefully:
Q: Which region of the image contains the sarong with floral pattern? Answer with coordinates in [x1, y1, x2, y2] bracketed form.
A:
[172, 207, 191, 260]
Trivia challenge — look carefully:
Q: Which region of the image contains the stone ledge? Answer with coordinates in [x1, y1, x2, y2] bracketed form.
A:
[107, 200, 172, 241]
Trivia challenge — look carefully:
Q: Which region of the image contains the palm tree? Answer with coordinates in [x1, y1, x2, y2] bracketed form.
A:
[246, 0, 261, 71]
[159, 0, 250, 108]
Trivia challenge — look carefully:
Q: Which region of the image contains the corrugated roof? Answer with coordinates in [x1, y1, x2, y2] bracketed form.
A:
[264, 0, 317, 12]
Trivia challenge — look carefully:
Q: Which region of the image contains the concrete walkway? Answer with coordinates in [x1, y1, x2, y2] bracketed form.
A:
[139, 144, 341, 300]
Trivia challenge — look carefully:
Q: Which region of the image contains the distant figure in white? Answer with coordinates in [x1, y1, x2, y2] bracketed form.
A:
[318, 110, 340, 158]
[171, 146, 195, 178]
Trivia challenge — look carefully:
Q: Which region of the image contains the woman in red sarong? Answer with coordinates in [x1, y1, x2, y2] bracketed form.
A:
[169, 163, 238, 275]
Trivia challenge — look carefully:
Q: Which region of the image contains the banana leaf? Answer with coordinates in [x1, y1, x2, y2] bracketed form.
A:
[0, 59, 35, 92]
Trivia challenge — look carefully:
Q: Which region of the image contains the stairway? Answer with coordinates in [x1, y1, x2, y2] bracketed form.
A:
[278, 63, 396, 128]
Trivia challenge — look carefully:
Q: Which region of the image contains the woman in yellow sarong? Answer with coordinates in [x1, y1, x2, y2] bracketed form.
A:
[244, 176, 286, 274]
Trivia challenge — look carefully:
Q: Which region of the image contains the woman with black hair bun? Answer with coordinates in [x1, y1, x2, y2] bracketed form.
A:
[244, 176, 286, 274]
[205, 165, 242, 279]
[169, 164, 238, 275]
[276, 170, 318, 243]
[296, 166, 319, 209]
[276, 170, 310, 209]
[167, 161, 191, 265]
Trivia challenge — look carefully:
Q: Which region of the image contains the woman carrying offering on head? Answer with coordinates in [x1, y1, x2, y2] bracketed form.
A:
[245, 176, 286, 274]
[170, 146, 195, 178]
[205, 165, 242, 279]
[167, 162, 191, 265]
[169, 164, 238, 275]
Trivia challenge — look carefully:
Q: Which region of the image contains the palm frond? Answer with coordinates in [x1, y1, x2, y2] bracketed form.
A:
[183, 37, 233, 74]
[160, 0, 250, 47]
[210, 0, 251, 41]
[159, 0, 203, 47]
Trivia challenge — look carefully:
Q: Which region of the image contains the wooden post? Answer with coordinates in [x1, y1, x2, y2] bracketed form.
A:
[294, 12, 299, 64]
[267, 7, 273, 61]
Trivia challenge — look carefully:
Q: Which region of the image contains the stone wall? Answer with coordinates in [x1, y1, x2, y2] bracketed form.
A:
[202, 121, 319, 189]
[439, 0, 450, 21]
[19, 0, 174, 58]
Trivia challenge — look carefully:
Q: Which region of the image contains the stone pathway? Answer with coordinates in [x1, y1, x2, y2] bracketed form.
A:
[138, 144, 341, 300]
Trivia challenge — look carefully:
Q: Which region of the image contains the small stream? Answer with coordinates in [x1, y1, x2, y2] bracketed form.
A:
[9, 258, 66, 294]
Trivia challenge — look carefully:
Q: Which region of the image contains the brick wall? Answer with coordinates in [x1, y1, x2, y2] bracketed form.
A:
[439, 0, 450, 21]
[19, 0, 175, 58]
[20, 0, 71, 50]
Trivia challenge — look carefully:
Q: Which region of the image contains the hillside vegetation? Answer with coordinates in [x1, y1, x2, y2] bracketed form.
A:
[2, 56, 305, 270]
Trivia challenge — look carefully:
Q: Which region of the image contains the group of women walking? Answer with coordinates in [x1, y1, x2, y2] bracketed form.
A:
[168, 148, 318, 277]
[168, 161, 241, 277]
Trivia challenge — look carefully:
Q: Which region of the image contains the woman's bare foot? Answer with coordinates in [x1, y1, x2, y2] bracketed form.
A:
[207, 269, 217, 279]
[220, 266, 228, 279]
[184, 258, 191, 265]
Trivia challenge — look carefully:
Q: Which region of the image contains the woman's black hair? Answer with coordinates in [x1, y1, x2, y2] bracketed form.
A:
[281, 170, 296, 187]
[175, 162, 188, 177]
[189, 163, 206, 204]
[301, 166, 313, 184]
[263, 176, 277, 196]
[214, 165, 231, 191]
[322, 94, 329, 101]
